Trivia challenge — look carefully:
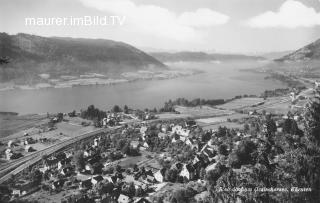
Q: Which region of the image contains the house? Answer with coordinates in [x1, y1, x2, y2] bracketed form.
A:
[170, 162, 183, 171]
[192, 155, 201, 166]
[171, 125, 190, 137]
[118, 194, 131, 203]
[12, 189, 22, 197]
[104, 175, 117, 184]
[140, 126, 148, 136]
[179, 164, 195, 180]
[146, 175, 155, 183]
[130, 141, 140, 149]
[64, 151, 73, 159]
[180, 136, 186, 142]
[93, 138, 99, 147]
[43, 157, 59, 171]
[83, 150, 91, 158]
[52, 179, 65, 190]
[232, 165, 254, 174]
[154, 168, 166, 182]
[171, 137, 178, 143]
[60, 167, 73, 176]
[5, 148, 13, 160]
[91, 175, 104, 186]
[134, 197, 151, 203]
[79, 179, 92, 190]
[205, 163, 218, 172]
[145, 113, 155, 120]
[143, 142, 149, 149]
[85, 161, 103, 175]
[7, 140, 13, 148]
[185, 138, 198, 150]
[185, 120, 196, 128]
[58, 158, 71, 170]
[161, 125, 169, 133]
[25, 145, 34, 152]
[158, 132, 167, 139]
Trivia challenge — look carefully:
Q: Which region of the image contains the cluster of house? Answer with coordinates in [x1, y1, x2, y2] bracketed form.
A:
[4, 137, 38, 160]
[102, 113, 122, 127]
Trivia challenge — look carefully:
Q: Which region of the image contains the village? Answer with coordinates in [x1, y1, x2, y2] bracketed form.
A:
[0, 82, 319, 203]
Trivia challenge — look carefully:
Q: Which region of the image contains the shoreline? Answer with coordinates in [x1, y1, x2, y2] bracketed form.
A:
[0, 69, 200, 92]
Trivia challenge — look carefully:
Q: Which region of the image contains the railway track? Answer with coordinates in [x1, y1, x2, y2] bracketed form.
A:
[0, 128, 111, 184]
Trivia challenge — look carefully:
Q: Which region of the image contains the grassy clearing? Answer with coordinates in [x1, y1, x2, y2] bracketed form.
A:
[175, 105, 233, 118]
[217, 97, 264, 110]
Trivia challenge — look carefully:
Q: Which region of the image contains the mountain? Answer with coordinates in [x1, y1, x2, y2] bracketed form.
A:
[0, 33, 165, 82]
[260, 50, 293, 60]
[149, 51, 265, 62]
[276, 39, 320, 62]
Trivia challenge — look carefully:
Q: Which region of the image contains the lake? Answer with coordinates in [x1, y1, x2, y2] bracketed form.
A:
[0, 61, 286, 114]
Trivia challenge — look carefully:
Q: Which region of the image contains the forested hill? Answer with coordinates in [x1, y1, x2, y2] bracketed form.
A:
[275, 38, 320, 62]
[0, 33, 166, 82]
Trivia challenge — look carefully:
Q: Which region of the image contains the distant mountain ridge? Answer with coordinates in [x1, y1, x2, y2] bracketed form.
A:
[149, 51, 265, 62]
[276, 39, 320, 62]
[0, 33, 165, 82]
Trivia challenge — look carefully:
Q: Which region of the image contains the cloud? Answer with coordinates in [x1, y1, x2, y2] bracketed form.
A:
[79, 0, 229, 41]
[178, 8, 229, 27]
[247, 0, 320, 28]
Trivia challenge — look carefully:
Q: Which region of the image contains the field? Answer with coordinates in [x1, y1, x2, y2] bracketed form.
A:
[174, 105, 234, 118]
[0, 117, 95, 167]
[196, 113, 248, 131]
[0, 114, 48, 139]
[240, 96, 292, 115]
[217, 97, 264, 110]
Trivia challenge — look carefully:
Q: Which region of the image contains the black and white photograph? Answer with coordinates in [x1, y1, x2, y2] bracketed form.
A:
[0, 0, 320, 202]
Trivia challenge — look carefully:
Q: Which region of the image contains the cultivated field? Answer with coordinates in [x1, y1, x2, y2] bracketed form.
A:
[174, 105, 234, 118]
[217, 97, 264, 110]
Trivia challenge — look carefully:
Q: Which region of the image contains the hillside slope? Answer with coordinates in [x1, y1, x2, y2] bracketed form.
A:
[276, 39, 320, 62]
[0, 33, 165, 83]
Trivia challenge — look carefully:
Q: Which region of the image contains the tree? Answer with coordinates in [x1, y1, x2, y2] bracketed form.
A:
[73, 151, 85, 171]
[127, 182, 136, 197]
[112, 105, 122, 113]
[265, 115, 276, 137]
[304, 92, 320, 145]
[235, 140, 257, 165]
[30, 168, 42, 186]
[218, 144, 229, 156]
[283, 118, 302, 135]
[0, 56, 9, 65]
[165, 169, 178, 182]
[171, 189, 193, 203]
[123, 105, 129, 114]
[243, 123, 250, 133]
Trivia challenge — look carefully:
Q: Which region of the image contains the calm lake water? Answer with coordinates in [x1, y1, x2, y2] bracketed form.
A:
[0, 61, 286, 114]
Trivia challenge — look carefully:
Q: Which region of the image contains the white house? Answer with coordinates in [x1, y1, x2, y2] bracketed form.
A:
[179, 164, 194, 180]
[91, 175, 104, 186]
[5, 148, 13, 160]
[154, 169, 165, 182]
[171, 125, 190, 137]
[118, 194, 130, 203]
[43, 158, 59, 171]
[25, 145, 33, 152]
[7, 140, 13, 148]
[140, 126, 148, 136]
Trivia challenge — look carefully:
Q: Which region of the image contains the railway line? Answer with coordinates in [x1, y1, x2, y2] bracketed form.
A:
[0, 127, 112, 184]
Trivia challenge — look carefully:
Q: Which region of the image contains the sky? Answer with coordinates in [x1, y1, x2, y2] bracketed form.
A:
[1, 0, 320, 53]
